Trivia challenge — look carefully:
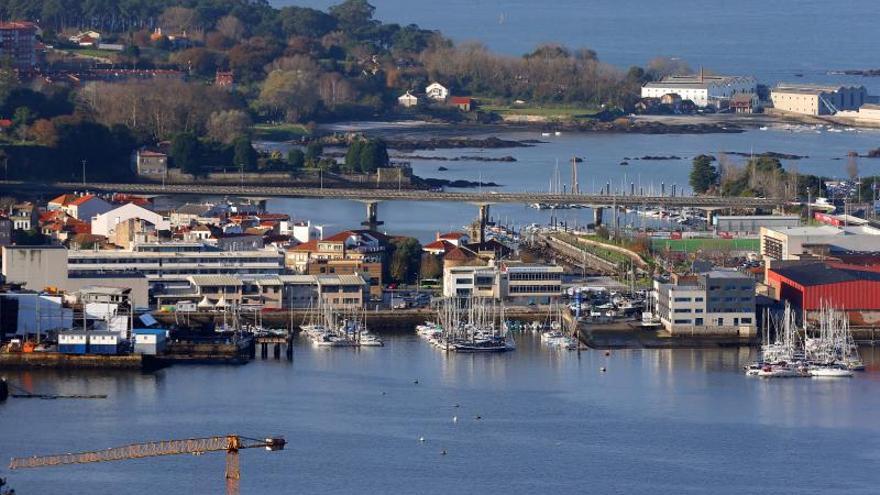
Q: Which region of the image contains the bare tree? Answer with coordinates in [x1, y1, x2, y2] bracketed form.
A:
[81, 79, 239, 140]
[207, 110, 252, 144]
[216, 15, 246, 41]
[846, 155, 859, 180]
[159, 7, 198, 34]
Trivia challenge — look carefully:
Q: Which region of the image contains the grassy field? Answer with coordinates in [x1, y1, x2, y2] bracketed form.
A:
[252, 123, 310, 141]
[480, 103, 600, 120]
[651, 238, 760, 252]
[63, 48, 117, 59]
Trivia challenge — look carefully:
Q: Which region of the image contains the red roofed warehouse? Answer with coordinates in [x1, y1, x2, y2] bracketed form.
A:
[767, 261, 880, 327]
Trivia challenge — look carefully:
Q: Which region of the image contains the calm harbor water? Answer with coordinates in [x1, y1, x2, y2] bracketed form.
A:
[278, 0, 880, 93]
[266, 125, 880, 241]
[3, 335, 880, 494]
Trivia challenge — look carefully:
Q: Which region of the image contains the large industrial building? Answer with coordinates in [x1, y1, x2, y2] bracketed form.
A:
[770, 83, 869, 115]
[713, 215, 800, 235]
[1, 243, 284, 307]
[641, 72, 757, 108]
[766, 261, 880, 327]
[654, 270, 756, 337]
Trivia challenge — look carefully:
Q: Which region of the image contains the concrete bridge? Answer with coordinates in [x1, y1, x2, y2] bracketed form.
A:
[0, 180, 783, 233]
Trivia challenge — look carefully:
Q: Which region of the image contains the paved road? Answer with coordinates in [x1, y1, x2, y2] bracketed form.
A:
[0, 180, 783, 208]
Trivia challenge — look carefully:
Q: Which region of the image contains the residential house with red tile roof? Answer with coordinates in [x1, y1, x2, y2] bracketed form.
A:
[437, 232, 470, 246]
[65, 194, 113, 221]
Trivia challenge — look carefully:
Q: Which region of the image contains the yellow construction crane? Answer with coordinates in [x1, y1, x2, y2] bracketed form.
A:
[8, 434, 285, 495]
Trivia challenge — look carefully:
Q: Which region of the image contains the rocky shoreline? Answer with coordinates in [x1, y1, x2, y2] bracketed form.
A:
[417, 177, 501, 189]
[392, 154, 517, 162]
[385, 136, 531, 151]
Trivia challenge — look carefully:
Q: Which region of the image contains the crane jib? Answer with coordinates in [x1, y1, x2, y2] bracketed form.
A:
[8, 435, 285, 470]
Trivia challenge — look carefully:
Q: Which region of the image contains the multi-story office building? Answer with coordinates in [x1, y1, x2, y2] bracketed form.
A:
[654, 270, 756, 337]
[2, 243, 284, 304]
[443, 262, 563, 303]
[67, 243, 284, 288]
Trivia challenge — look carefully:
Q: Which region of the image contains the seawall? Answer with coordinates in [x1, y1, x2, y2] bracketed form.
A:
[0, 352, 147, 369]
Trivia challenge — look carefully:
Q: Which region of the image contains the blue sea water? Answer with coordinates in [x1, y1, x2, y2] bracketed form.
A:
[3, 336, 880, 494]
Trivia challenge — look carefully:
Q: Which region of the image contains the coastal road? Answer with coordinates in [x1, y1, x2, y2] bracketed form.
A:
[0, 180, 784, 209]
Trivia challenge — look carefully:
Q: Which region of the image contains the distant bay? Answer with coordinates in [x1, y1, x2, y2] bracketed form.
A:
[274, 0, 880, 92]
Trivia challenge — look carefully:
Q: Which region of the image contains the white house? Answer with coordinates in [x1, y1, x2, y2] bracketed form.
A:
[641, 71, 756, 108]
[68, 30, 101, 46]
[398, 91, 419, 108]
[91, 203, 170, 237]
[284, 220, 323, 244]
[425, 82, 449, 101]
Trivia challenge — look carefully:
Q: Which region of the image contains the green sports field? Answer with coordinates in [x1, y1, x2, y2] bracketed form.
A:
[650, 238, 760, 252]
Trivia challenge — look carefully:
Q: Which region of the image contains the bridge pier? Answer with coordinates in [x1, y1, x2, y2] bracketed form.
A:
[361, 201, 384, 231]
[593, 207, 604, 227]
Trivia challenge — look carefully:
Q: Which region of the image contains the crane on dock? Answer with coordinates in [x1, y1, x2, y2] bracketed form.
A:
[8, 434, 286, 495]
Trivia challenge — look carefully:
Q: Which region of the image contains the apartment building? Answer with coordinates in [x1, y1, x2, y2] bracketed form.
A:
[0, 21, 38, 70]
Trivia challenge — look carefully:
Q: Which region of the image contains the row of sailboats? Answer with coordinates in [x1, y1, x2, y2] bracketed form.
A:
[417, 297, 515, 352]
[538, 302, 578, 350]
[745, 303, 863, 378]
[300, 300, 383, 348]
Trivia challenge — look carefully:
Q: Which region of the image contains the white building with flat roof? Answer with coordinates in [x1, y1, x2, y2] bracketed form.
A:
[770, 83, 868, 115]
[443, 262, 563, 302]
[641, 72, 757, 108]
[67, 244, 284, 286]
[760, 225, 880, 260]
[654, 270, 756, 337]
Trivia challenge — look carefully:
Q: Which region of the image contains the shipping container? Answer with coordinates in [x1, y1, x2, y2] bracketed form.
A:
[87, 332, 120, 355]
[58, 332, 88, 354]
[133, 328, 167, 355]
[58, 344, 87, 354]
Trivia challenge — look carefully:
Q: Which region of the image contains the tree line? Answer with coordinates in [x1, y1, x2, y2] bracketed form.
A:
[0, 0, 718, 183]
